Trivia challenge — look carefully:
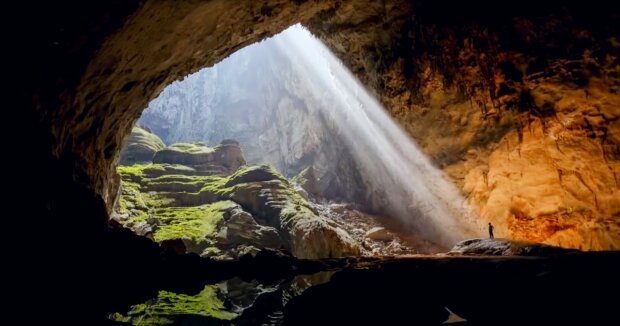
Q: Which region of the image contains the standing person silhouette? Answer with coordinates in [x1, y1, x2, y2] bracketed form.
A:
[488, 222, 495, 239]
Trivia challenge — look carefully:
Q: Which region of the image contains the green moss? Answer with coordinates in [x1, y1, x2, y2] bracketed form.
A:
[291, 167, 310, 185]
[153, 201, 236, 243]
[131, 126, 165, 150]
[118, 126, 166, 165]
[198, 176, 229, 197]
[201, 246, 222, 257]
[112, 285, 236, 325]
[225, 164, 287, 187]
[117, 164, 148, 182]
[167, 143, 215, 154]
[145, 175, 227, 193]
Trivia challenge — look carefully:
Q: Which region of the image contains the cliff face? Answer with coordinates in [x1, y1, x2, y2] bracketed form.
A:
[138, 39, 339, 177]
[18, 2, 620, 322]
[306, 1, 620, 250]
[138, 34, 368, 204]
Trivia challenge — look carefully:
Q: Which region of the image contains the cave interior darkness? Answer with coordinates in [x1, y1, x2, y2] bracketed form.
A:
[10, 0, 620, 324]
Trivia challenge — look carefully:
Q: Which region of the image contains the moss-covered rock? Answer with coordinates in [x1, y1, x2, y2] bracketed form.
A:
[119, 126, 165, 165]
[224, 165, 360, 259]
[153, 141, 246, 174]
[115, 161, 360, 259]
[111, 284, 236, 324]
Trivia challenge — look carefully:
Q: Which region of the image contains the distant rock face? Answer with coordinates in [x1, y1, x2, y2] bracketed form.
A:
[138, 37, 367, 205]
[118, 126, 165, 165]
[153, 142, 246, 175]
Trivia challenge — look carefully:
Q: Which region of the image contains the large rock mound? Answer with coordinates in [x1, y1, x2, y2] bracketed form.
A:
[449, 238, 580, 256]
[153, 142, 246, 174]
[118, 126, 165, 165]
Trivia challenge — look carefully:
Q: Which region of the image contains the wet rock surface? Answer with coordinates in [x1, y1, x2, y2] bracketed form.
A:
[282, 252, 620, 325]
[449, 238, 580, 256]
[106, 249, 620, 325]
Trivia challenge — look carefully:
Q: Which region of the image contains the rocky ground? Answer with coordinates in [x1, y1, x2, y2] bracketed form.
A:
[114, 127, 434, 259]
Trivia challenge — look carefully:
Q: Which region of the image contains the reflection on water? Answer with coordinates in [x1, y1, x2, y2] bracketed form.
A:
[109, 271, 335, 325]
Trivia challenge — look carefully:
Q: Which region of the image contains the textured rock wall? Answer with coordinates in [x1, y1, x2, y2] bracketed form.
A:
[307, 1, 620, 249]
[137, 37, 366, 204]
[20, 0, 620, 252]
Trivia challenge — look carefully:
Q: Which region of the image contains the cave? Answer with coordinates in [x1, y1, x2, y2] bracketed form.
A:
[12, 0, 620, 324]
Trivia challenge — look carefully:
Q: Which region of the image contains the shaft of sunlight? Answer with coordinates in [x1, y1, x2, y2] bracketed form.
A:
[275, 24, 481, 246]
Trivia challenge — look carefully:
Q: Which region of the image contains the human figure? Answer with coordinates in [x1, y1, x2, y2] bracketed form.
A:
[488, 222, 495, 239]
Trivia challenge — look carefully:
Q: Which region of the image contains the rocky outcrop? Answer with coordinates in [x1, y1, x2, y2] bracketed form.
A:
[20, 0, 620, 258]
[365, 227, 392, 242]
[449, 238, 579, 256]
[138, 35, 367, 205]
[16, 2, 620, 323]
[118, 126, 165, 165]
[223, 165, 361, 259]
[116, 142, 360, 259]
[307, 1, 620, 250]
[216, 206, 282, 250]
[153, 141, 246, 175]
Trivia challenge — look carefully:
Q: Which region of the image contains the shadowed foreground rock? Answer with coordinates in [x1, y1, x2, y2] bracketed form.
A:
[449, 238, 580, 256]
[283, 252, 620, 325]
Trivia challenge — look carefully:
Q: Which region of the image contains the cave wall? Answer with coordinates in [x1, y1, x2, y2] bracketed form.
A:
[306, 1, 620, 249]
[13, 1, 620, 321]
[20, 0, 620, 255]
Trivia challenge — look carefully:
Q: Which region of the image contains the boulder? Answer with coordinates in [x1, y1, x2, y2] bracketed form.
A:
[365, 227, 392, 242]
[118, 126, 165, 165]
[217, 206, 283, 249]
[449, 238, 580, 256]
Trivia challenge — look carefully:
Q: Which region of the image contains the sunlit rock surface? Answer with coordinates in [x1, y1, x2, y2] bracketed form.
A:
[307, 2, 620, 250]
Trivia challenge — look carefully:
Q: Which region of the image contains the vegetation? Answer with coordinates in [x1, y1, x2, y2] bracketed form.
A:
[131, 126, 165, 150]
[167, 143, 215, 154]
[118, 126, 166, 165]
[153, 201, 236, 243]
[111, 284, 236, 325]
[116, 161, 319, 258]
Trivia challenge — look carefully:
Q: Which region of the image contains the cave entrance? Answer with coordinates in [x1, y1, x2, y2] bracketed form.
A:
[113, 24, 476, 265]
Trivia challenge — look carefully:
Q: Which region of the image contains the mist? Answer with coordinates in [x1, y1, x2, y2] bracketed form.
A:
[140, 24, 480, 247]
